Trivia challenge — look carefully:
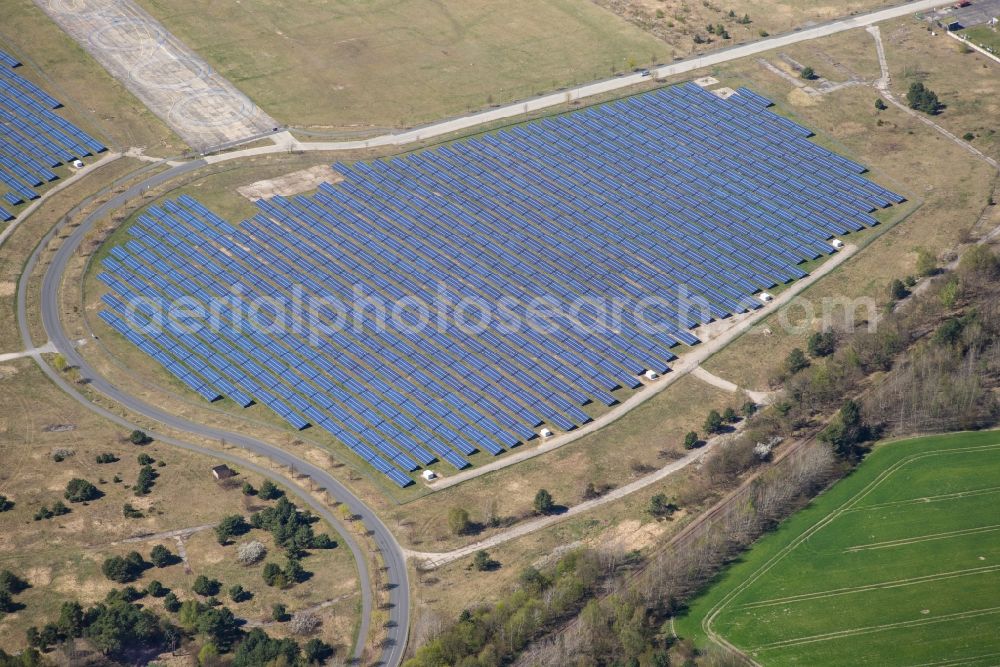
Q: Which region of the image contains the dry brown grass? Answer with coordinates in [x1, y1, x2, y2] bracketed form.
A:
[0, 359, 359, 653]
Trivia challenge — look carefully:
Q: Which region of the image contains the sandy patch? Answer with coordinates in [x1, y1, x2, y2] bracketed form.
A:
[237, 165, 344, 201]
[833, 121, 867, 138]
[592, 517, 672, 552]
[25, 566, 53, 587]
[0, 282, 15, 297]
[787, 88, 819, 107]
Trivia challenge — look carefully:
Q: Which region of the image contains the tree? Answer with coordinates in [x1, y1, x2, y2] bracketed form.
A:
[906, 82, 941, 114]
[741, 401, 758, 417]
[915, 247, 938, 277]
[195, 606, 241, 652]
[648, 493, 678, 518]
[447, 507, 471, 535]
[57, 601, 84, 638]
[64, 478, 100, 502]
[722, 407, 738, 423]
[163, 592, 181, 613]
[215, 514, 250, 545]
[0, 571, 29, 596]
[889, 278, 908, 301]
[0, 495, 13, 512]
[228, 584, 249, 603]
[683, 431, 699, 450]
[786, 348, 810, 375]
[150, 544, 175, 568]
[236, 540, 267, 566]
[123, 503, 143, 519]
[137, 453, 155, 465]
[262, 562, 284, 588]
[101, 554, 144, 583]
[51, 501, 70, 516]
[800, 66, 815, 80]
[311, 533, 336, 549]
[192, 575, 220, 597]
[820, 398, 871, 460]
[129, 430, 149, 445]
[533, 489, 554, 515]
[808, 331, 836, 357]
[290, 612, 321, 636]
[134, 465, 157, 496]
[146, 580, 166, 597]
[232, 629, 300, 667]
[198, 642, 220, 667]
[875, 97, 887, 110]
[704, 409, 724, 434]
[257, 480, 282, 500]
[303, 638, 334, 664]
[472, 550, 499, 571]
[271, 603, 287, 622]
[241, 482, 256, 496]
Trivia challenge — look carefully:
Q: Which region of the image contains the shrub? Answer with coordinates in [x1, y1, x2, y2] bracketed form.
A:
[648, 493, 679, 518]
[0, 495, 13, 512]
[800, 66, 815, 79]
[192, 575, 220, 597]
[472, 550, 499, 571]
[237, 540, 267, 566]
[95, 453, 118, 464]
[134, 465, 157, 496]
[163, 592, 181, 613]
[257, 480, 283, 500]
[785, 348, 810, 375]
[241, 482, 256, 496]
[906, 82, 941, 114]
[311, 534, 336, 549]
[722, 407, 738, 423]
[741, 401, 758, 417]
[123, 503, 143, 519]
[704, 409, 724, 434]
[963, 131, 975, 141]
[146, 580, 166, 597]
[303, 638, 334, 664]
[533, 489, 554, 514]
[262, 563, 284, 588]
[101, 553, 145, 583]
[889, 278, 909, 300]
[290, 612, 322, 636]
[447, 507, 471, 535]
[129, 430, 149, 445]
[150, 544, 174, 568]
[51, 501, 70, 516]
[683, 431, 699, 449]
[875, 97, 887, 110]
[215, 514, 250, 545]
[137, 453, 155, 466]
[271, 603, 287, 622]
[807, 331, 837, 357]
[228, 584, 249, 603]
[64, 478, 100, 503]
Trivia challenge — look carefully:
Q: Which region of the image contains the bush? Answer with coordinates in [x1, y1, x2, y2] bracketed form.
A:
[648, 493, 678, 518]
[134, 465, 157, 496]
[51, 501, 70, 516]
[800, 66, 815, 79]
[215, 514, 250, 545]
[906, 82, 941, 114]
[807, 331, 837, 357]
[137, 453, 154, 466]
[150, 545, 175, 568]
[123, 503, 143, 519]
[241, 482, 256, 496]
[533, 489, 554, 514]
[704, 409, 724, 434]
[163, 592, 181, 613]
[311, 533, 336, 549]
[683, 431, 699, 449]
[785, 348, 810, 375]
[129, 430, 149, 445]
[146, 580, 166, 597]
[741, 401, 758, 417]
[0, 570, 29, 595]
[0, 495, 13, 512]
[303, 638, 334, 663]
[472, 550, 499, 571]
[271, 603, 287, 622]
[915, 247, 938, 277]
[95, 453, 118, 464]
[875, 97, 887, 110]
[262, 563, 284, 588]
[101, 553, 145, 583]
[192, 575, 220, 597]
[257, 480, 283, 500]
[889, 278, 909, 301]
[228, 584, 249, 603]
[64, 478, 101, 503]
[447, 507, 471, 535]
[722, 407, 738, 423]
[963, 131, 975, 141]
[237, 540, 267, 566]
[290, 612, 321, 636]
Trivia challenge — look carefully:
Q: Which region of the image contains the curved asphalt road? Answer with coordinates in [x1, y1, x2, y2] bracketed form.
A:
[17, 160, 410, 666]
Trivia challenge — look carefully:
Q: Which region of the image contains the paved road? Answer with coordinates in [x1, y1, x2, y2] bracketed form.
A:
[16, 160, 410, 666]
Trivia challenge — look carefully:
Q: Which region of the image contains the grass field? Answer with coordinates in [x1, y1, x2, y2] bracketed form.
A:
[961, 25, 1000, 55]
[136, 0, 665, 131]
[675, 430, 1000, 666]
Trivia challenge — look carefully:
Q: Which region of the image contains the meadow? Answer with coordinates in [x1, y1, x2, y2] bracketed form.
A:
[675, 430, 1000, 666]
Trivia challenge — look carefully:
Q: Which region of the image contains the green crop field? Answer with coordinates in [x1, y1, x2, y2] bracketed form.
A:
[676, 431, 1000, 666]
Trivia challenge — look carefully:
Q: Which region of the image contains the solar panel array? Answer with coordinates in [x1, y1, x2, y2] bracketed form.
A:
[0, 50, 106, 221]
[97, 82, 902, 487]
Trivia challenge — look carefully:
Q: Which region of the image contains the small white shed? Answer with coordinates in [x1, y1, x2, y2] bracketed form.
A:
[539, 428, 553, 438]
[831, 238, 845, 249]
[644, 370, 659, 380]
[758, 292, 774, 303]
[421, 470, 437, 481]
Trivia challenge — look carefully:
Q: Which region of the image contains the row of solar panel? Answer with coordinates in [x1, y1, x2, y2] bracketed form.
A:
[97, 83, 903, 485]
[0, 50, 106, 222]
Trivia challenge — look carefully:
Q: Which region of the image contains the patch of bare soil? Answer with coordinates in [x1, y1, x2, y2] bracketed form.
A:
[237, 165, 344, 201]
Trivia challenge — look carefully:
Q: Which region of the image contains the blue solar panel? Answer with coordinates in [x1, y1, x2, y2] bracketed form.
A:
[96, 82, 902, 486]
